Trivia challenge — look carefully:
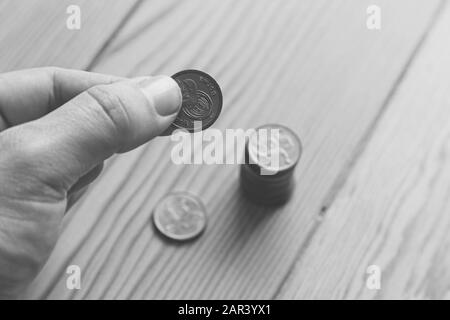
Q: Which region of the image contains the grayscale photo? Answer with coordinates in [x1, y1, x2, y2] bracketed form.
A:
[0, 0, 448, 305]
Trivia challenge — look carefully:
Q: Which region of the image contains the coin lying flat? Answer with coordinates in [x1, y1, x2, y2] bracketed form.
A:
[153, 192, 207, 241]
[162, 70, 223, 135]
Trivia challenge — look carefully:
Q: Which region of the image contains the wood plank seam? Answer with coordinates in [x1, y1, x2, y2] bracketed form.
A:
[272, 0, 448, 299]
[318, 0, 447, 218]
[86, 0, 145, 71]
[100, 0, 181, 59]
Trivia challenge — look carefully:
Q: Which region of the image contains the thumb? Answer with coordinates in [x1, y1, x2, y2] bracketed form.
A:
[0, 76, 181, 195]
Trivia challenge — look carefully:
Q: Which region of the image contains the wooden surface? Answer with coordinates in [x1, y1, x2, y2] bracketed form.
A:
[279, 3, 450, 299]
[0, 0, 448, 299]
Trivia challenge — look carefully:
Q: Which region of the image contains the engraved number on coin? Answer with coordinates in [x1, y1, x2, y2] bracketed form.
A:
[163, 197, 203, 235]
[153, 192, 207, 241]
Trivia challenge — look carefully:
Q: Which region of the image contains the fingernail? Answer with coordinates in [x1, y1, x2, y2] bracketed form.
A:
[138, 75, 182, 116]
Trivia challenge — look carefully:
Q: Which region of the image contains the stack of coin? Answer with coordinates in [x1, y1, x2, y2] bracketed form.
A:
[240, 124, 302, 205]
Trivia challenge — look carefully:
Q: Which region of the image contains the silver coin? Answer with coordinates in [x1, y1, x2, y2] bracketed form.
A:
[153, 192, 207, 241]
[247, 124, 302, 174]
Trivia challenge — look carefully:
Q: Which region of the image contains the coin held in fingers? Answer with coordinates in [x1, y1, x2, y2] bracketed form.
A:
[162, 70, 223, 136]
[153, 192, 207, 241]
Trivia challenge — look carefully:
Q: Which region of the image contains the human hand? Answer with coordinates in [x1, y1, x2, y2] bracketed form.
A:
[0, 67, 181, 299]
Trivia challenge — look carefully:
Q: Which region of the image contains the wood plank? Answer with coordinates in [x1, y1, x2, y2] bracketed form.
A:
[278, 3, 450, 300]
[24, 0, 441, 299]
[0, 0, 138, 72]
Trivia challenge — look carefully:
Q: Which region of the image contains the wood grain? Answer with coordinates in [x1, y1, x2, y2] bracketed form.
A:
[278, 2, 450, 299]
[20, 0, 443, 299]
[0, 0, 139, 72]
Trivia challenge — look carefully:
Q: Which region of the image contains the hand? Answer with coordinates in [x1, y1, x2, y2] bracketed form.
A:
[0, 67, 181, 299]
